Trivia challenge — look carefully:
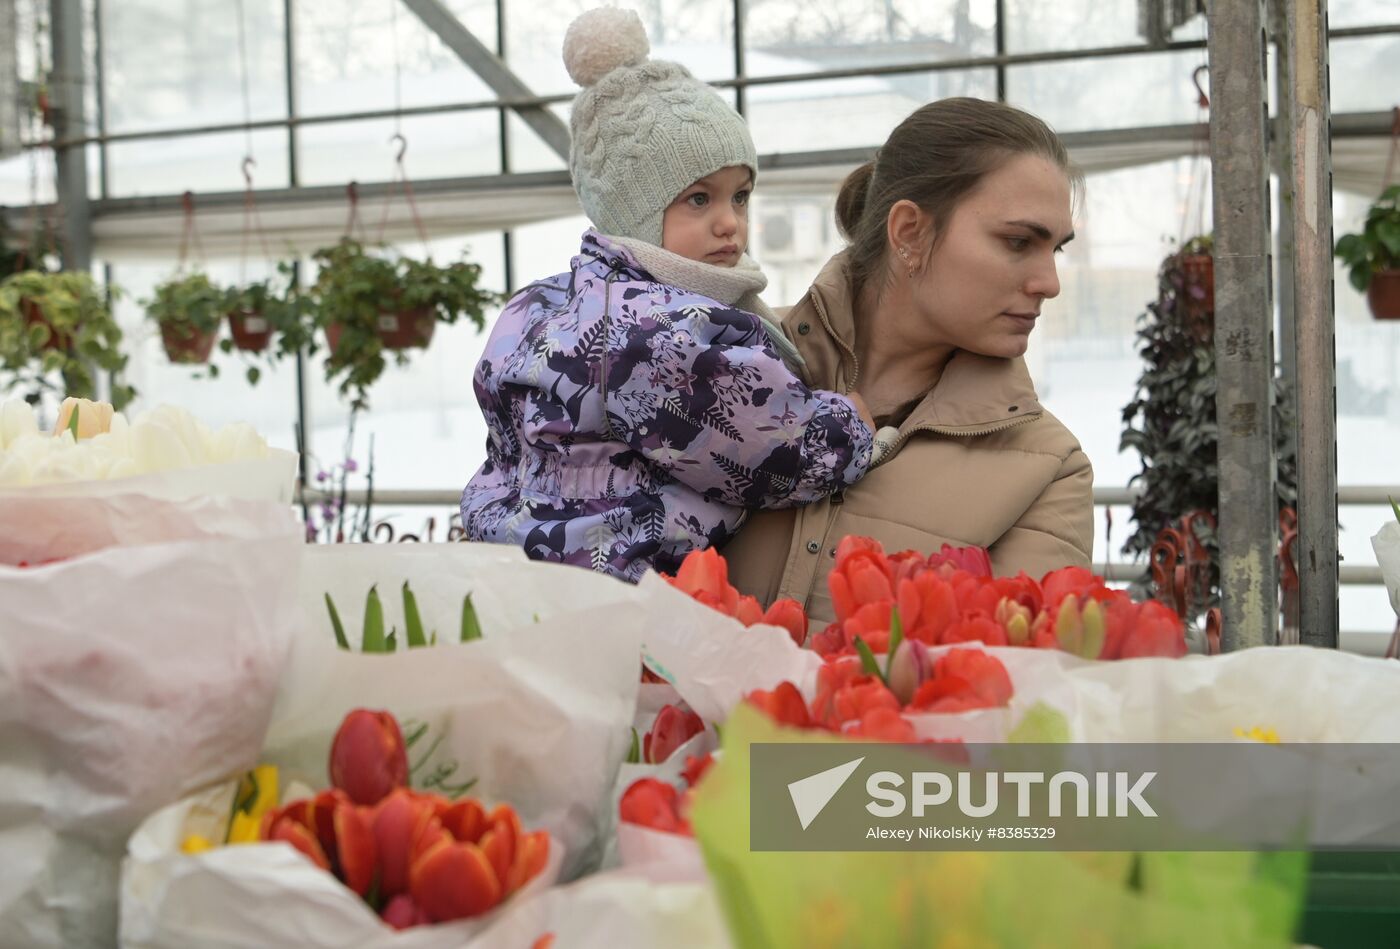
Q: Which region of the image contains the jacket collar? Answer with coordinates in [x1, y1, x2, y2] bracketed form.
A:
[782, 250, 1044, 434]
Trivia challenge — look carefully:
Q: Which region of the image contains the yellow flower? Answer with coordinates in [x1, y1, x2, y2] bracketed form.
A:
[181, 834, 214, 854]
[52, 398, 115, 440]
[1233, 726, 1280, 743]
[226, 764, 280, 845]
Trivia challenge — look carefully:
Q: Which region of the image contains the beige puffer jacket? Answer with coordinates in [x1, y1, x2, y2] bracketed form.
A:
[722, 251, 1095, 626]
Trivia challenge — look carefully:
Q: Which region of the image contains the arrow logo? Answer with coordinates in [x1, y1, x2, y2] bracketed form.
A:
[787, 756, 865, 830]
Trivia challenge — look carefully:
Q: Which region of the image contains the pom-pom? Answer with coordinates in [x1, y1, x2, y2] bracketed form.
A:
[562, 7, 650, 87]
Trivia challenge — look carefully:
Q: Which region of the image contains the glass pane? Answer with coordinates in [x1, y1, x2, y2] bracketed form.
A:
[748, 70, 996, 153]
[745, 0, 995, 76]
[0, 151, 55, 209]
[504, 108, 568, 174]
[107, 128, 290, 197]
[1007, 50, 1210, 133]
[504, 0, 734, 98]
[109, 258, 301, 453]
[1329, 0, 1400, 29]
[100, 0, 288, 133]
[295, 0, 497, 118]
[1329, 35, 1400, 113]
[296, 112, 500, 187]
[1002, 0, 1205, 53]
[749, 189, 848, 308]
[306, 232, 507, 491]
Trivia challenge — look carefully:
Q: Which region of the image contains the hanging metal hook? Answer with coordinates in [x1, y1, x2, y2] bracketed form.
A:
[1191, 65, 1210, 109]
[242, 156, 256, 189]
[390, 133, 407, 163]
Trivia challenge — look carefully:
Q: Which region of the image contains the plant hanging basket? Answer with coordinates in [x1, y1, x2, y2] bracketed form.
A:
[20, 298, 72, 352]
[325, 307, 436, 353]
[1368, 268, 1400, 320]
[159, 322, 219, 364]
[1179, 253, 1214, 320]
[227, 308, 273, 352]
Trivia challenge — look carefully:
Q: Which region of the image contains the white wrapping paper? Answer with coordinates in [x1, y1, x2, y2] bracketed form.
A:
[0, 497, 303, 949]
[634, 572, 824, 724]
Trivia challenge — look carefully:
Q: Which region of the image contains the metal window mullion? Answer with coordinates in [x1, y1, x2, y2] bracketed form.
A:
[1286, 0, 1339, 647]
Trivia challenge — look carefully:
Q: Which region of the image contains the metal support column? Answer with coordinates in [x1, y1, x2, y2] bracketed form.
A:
[1207, 0, 1279, 650]
[1285, 0, 1339, 647]
[49, 0, 91, 271]
[1269, 0, 1298, 429]
[400, 0, 571, 160]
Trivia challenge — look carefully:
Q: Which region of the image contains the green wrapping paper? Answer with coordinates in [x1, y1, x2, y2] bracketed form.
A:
[690, 706, 1306, 949]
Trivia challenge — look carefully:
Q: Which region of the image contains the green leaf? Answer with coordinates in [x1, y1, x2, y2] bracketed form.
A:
[460, 593, 482, 642]
[402, 581, 427, 648]
[1349, 264, 1373, 293]
[1376, 219, 1400, 258]
[66, 404, 80, 437]
[362, 584, 387, 653]
[1391, 495, 1400, 525]
[325, 592, 350, 650]
[625, 727, 641, 764]
[246, 365, 261, 386]
[385, 629, 397, 653]
[853, 636, 884, 685]
[883, 605, 904, 683]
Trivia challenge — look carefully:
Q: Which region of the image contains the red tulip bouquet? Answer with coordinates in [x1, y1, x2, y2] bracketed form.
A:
[121, 709, 558, 947]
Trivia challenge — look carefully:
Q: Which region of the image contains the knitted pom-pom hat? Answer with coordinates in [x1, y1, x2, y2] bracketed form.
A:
[563, 7, 758, 247]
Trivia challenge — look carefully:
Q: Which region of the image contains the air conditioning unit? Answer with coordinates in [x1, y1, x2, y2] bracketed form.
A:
[0, 0, 20, 160]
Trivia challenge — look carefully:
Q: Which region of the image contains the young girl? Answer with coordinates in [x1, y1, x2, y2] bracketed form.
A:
[460, 8, 874, 581]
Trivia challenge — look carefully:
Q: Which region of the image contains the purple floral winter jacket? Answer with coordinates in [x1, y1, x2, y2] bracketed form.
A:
[460, 231, 873, 581]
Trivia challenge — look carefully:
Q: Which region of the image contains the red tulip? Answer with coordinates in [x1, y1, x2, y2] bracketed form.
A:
[329, 709, 409, 806]
[371, 789, 439, 897]
[846, 706, 917, 742]
[408, 798, 549, 922]
[744, 681, 814, 729]
[643, 704, 705, 764]
[1117, 599, 1187, 659]
[761, 597, 809, 647]
[381, 894, 429, 930]
[619, 777, 688, 835]
[926, 543, 994, 580]
[910, 648, 1013, 713]
[941, 612, 1009, 648]
[828, 536, 896, 622]
[668, 548, 737, 613]
[261, 789, 376, 896]
[681, 752, 715, 788]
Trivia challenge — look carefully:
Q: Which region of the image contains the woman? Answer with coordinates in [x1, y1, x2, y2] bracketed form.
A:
[723, 98, 1094, 625]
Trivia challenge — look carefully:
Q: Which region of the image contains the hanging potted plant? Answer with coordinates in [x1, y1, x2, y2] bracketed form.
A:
[0, 269, 135, 408]
[1176, 234, 1213, 334]
[1119, 237, 1297, 617]
[1335, 184, 1400, 320]
[145, 272, 225, 364]
[224, 279, 279, 353]
[308, 238, 497, 408]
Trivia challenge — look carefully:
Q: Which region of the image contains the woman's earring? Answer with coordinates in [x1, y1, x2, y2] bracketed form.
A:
[898, 246, 916, 279]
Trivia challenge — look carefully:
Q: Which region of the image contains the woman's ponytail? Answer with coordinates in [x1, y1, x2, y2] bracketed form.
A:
[835, 160, 876, 241]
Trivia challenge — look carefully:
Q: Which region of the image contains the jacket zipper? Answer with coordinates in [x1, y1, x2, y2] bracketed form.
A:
[871, 414, 1040, 470]
[809, 293, 861, 393]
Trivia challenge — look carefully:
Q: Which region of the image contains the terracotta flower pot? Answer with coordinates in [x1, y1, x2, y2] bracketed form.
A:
[228, 309, 273, 352]
[326, 309, 436, 353]
[20, 298, 72, 351]
[159, 321, 219, 364]
[1367, 268, 1400, 320]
